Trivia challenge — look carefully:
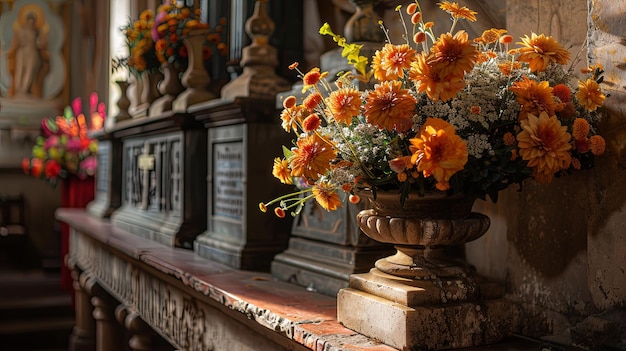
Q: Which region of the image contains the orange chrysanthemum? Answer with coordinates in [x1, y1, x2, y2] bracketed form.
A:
[572, 118, 590, 141]
[303, 67, 322, 86]
[439, 1, 477, 21]
[516, 33, 571, 72]
[302, 114, 322, 132]
[552, 84, 571, 103]
[410, 53, 466, 102]
[576, 78, 606, 111]
[503, 132, 516, 146]
[326, 87, 362, 125]
[372, 44, 416, 81]
[289, 134, 336, 181]
[363, 80, 416, 133]
[312, 181, 342, 211]
[409, 118, 468, 191]
[516, 112, 572, 183]
[430, 31, 478, 77]
[272, 158, 293, 184]
[509, 77, 558, 120]
[589, 135, 606, 155]
[303, 92, 323, 111]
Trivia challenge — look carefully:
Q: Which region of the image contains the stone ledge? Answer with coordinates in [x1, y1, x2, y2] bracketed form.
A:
[57, 208, 540, 351]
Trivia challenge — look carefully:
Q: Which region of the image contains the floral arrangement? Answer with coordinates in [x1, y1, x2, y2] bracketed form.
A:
[22, 93, 105, 187]
[152, 3, 227, 71]
[113, 9, 161, 76]
[260, 1, 607, 218]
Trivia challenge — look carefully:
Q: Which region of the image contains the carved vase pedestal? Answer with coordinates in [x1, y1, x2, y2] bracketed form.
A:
[114, 80, 132, 122]
[172, 29, 216, 112]
[150, 62, 185, 116]
[337, 191, 519, 350]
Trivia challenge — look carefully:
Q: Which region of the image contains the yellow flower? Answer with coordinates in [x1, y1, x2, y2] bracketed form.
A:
[517, 112, 572, 183]
[312, 181, 342, 211]
[372, 44, 416, 81]
[409, 118, 468, 191]
[272, 158, 292, 185]
[516, 33, 571, 72]
[289, 134, 336, 181]
[363, 80, 416, 133]
[576, 78, 606, 111]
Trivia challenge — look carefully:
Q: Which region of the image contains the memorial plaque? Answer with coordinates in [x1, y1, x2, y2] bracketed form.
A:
[213, 142, 244, 220]
[194, 115, 292, 271]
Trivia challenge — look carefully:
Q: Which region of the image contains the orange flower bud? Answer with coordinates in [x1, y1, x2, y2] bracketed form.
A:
[499, 35, 514, 44]
[413, 32, 426, 44]
[411, 12, 422, 24]
[282, 95, 297, 109]
[406, 3, 417, 15]
[349, 194, 361, 204]
[274, 207, 286, 218]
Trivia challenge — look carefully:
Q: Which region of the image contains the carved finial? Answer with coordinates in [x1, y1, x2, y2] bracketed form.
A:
[221, 0, 291, 101]
[246, 0, 274, 45]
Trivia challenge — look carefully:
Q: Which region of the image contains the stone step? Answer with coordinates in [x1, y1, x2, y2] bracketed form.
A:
[0, 294, 73, 321]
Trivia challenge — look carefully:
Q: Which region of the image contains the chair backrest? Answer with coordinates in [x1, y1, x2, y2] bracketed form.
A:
[0, 195, 26, 236]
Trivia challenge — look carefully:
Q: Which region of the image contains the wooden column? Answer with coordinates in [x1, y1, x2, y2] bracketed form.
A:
[91, 290, 124, 351]
[125, 311, 173, 351]
[67, 260, 96, 351]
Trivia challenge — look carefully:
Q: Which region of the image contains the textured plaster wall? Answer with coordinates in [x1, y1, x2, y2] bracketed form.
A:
[466, 0, 626, 338]
[586, 0, 626, 312]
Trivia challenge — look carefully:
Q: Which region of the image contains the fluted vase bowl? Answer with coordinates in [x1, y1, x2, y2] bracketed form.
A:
[356, 191, 490, 279]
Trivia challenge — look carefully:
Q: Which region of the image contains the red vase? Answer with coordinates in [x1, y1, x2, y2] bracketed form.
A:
[60, 175, 95, 293]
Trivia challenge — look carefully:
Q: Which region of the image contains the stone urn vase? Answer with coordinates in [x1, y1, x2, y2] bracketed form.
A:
[357, 191, 489, 281]
[337, 190, 518, 350]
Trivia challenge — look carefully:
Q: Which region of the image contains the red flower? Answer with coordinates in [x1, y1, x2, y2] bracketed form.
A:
[45, 160, 62, 179]
[22, 158, 30, 174]
[30, 158, 43, 177]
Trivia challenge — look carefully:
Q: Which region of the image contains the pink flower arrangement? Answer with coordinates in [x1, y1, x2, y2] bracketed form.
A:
[23, 93, 105, 187]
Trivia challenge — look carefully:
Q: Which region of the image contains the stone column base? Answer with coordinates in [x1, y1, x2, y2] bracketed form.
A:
[337, 269, 519, 350]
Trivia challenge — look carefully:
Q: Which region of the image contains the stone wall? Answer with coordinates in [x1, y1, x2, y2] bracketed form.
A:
[467, 0, 626, 342]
